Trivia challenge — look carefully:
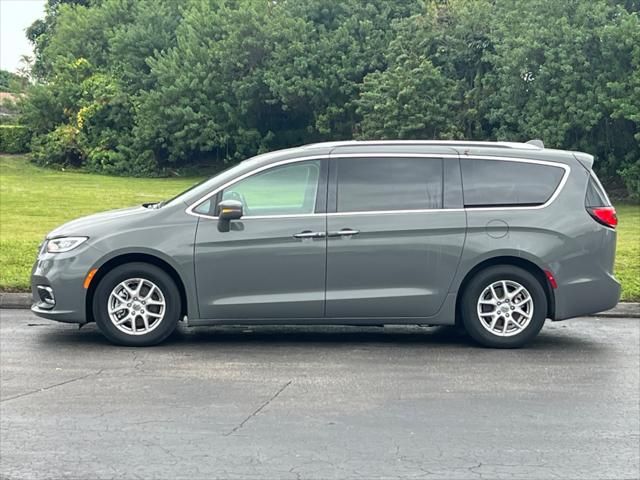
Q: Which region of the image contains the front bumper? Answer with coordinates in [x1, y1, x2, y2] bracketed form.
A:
[31, 304, 85, 323]
[30, 244, 100, 324]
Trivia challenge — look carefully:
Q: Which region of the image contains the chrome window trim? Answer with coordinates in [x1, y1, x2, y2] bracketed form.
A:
[195, 213, 322, 220]
[185, 153, 571, 219]
[327, 208, 465, 217]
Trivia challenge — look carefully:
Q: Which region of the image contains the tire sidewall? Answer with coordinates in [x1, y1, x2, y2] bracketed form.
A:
[93, 263, 181, 346]
[462, 266, 547, 348]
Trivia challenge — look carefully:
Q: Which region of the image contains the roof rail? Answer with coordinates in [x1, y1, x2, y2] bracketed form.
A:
[305, 140, 542, 150]
[526, 139, 544, 148]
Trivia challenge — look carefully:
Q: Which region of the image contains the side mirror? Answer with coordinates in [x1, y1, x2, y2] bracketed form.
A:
[217, 199, 243, 221]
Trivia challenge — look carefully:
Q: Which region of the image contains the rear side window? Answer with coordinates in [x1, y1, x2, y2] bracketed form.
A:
[585, 172, 611, 207]
[461, 159, 565, 207]
[335, 157, 443, 212]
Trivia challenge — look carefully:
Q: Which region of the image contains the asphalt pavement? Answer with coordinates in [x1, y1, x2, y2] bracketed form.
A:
[1, 310, 638, 480]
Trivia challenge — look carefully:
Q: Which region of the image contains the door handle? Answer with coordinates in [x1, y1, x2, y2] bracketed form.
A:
[293, 231, 326, 239]
[328, 229, 360, 237]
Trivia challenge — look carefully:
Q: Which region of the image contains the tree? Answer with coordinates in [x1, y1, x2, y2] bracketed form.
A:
[23, 0, 183, 173]
[0, 69, 28, 93]
[265, 0, 422, 139]
[356, 0, 495, 140]
[26, 0, 91, 80]
[356, 56, 461, 139]
[357, 0, 639, 194]
[134, 0, 422, 167]
[17, 0, 639, 196]
[133, 0, 296, 166]
[479, 0, 639, 186]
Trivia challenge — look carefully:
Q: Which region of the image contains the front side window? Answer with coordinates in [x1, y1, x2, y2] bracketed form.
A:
[335, 157, 443, 212]
[461, 159, 565, 207]
[218, 160, 321, 217]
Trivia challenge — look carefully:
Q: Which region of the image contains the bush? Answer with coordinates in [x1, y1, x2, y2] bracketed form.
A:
[0, 125, 31, 153]
[0, 115, 18, 125]
[85, 148, 158, 177]
[30, 125, 83, 166]
[619, 162, 640, 201]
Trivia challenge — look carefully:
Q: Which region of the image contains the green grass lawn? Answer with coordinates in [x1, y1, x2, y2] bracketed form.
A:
[615, 203, 640, 302]
[1, 154, 639, 301]
[0, 155, 198, 291]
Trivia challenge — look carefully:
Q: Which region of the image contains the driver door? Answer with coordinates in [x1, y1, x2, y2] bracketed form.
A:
[194, 159, 328, 320]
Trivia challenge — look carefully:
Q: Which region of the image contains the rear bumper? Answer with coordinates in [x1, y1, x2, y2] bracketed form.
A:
[553, 272, 621, 320]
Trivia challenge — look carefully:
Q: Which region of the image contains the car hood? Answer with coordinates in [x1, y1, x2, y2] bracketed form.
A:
[47, 206, 153, 238]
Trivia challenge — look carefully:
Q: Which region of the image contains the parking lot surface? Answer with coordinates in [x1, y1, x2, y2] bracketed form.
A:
[1, 310, 639, 480]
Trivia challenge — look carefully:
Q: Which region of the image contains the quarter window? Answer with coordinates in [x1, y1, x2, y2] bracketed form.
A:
[585, 172, 611, 207]
[216, 160, 321, 217]
[335, 157, 443, 212]
[461, 159, 565, 207]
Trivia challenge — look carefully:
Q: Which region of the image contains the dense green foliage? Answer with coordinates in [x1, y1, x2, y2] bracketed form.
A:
[20, 0, 639, 196]
[0, 126, 31, 153]
[0, 70, 28, 93]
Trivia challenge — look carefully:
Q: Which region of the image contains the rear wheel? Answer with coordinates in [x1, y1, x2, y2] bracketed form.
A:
[93, 263, 181, 346]
[461, 265, 547, 348]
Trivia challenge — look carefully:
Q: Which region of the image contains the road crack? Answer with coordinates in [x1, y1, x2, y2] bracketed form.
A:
[224, 380, 292, 436]
[1, 369, 103, 403]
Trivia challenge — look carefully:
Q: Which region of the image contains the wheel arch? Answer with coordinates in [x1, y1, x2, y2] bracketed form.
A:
[455, 256, 555, 323]
[85, 252, 189, 323]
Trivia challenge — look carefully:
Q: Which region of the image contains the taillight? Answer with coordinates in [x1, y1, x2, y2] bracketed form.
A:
[587, 206, 618, 229]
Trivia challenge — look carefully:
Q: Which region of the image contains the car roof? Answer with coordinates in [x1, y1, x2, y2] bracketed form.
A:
[235, 139, 592, 174]
[301, 140, 589, 166]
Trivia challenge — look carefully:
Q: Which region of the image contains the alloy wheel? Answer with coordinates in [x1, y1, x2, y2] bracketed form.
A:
[476, 280, 534, 337]
[107, 278, 166, 335]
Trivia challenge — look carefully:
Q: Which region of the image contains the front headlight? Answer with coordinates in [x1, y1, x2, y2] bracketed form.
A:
[46, 236, 89, 253]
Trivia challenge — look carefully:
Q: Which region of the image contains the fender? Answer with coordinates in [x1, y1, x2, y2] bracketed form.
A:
[88, 246, 198, 320]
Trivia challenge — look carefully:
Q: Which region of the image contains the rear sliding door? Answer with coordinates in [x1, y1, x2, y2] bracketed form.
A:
[325, 155, 466, 319]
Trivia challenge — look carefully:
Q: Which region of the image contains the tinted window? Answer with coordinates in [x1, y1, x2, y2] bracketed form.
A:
[336, 157, 443, 212]
[193, 198, 214, 216]
[461, 159, 564, 207]
[585, 172, 611, 207]
[218, 160, 321, 216]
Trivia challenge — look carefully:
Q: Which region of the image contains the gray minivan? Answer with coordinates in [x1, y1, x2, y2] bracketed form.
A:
[31, 140, 620, 347]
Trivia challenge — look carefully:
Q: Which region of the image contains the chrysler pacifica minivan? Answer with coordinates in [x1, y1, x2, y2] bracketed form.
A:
[31, 140, 620, 347]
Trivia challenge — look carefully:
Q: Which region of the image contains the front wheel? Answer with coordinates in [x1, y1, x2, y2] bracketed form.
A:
[460, 265, 547, 348]
[93, 263, 181, 346]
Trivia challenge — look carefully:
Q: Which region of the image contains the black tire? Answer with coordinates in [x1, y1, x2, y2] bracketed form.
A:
[460, 265, 547, 348]
[93, 262, 181, 346]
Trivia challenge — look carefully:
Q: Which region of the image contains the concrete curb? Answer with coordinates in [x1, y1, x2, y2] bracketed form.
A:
[595, 302, 640, 318]
[1, 291, 638, 318]
[0, 293, 33, 309]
